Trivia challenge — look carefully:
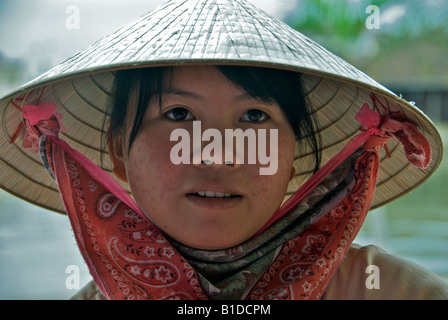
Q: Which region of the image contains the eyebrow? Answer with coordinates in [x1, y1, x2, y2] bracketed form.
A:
[162, 88, 204, 101]
[162, 87, 265, 104]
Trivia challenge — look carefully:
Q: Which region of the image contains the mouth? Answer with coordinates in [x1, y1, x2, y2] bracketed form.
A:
[185, 190, 243, 209]
[191, 191, 241, 199]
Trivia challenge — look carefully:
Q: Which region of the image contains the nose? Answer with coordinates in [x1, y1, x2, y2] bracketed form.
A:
[191, 139, 243, 169]
[190, 121, 243, 169]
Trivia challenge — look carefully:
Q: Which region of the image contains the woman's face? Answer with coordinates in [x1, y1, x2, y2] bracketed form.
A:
[115, 66, 296, 250]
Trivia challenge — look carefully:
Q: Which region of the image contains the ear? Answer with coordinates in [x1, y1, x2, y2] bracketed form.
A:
[108, 136, 128, 183]
[289, 166, 296, 181]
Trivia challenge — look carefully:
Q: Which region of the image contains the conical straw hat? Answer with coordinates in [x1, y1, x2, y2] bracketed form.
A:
[0, 0, 443, 214]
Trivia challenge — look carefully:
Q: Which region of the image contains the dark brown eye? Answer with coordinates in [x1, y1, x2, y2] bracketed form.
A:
[241, 109, 269, 122]
[164, 107, 195, 121]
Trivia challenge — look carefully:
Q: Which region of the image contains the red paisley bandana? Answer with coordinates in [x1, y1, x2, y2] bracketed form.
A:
[13, 93, 431, 300]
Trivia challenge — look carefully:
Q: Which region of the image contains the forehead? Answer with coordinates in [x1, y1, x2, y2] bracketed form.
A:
[165, 65, 245, 95]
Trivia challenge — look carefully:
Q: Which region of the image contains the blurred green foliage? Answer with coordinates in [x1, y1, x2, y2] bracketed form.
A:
[285, 0, 448, 86]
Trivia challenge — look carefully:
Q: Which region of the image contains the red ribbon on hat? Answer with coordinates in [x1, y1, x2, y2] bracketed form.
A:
[356, 94, 431, 168]
[9, 89, 66, 153]
[21, 103, 66, 151]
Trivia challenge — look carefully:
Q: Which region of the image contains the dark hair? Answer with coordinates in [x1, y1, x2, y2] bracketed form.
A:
[105, 66, 321, 173]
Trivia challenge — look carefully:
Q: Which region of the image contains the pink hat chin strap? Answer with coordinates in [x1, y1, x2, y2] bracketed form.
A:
[11, 92, 431, 238]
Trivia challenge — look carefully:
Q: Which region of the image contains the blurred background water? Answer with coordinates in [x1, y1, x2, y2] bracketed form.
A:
[0, 0, 447, 299]
[0, 191, 90, 299]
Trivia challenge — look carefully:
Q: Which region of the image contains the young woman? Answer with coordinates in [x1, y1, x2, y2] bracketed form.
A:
[0, 0, 447, 300]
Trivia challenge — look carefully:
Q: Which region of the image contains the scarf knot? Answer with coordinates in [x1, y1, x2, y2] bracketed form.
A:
[355, 95, 431, 169]
[10, 101, 66, 153]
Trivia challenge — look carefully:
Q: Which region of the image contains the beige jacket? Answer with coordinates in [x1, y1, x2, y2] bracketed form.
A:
[71, 244, 448, 300]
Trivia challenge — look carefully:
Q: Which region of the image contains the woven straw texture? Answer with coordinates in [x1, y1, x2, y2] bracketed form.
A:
[0, 0, 442, 213]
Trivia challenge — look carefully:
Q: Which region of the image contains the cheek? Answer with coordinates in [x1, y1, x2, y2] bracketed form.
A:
[251, 135, 296, 207]
[125, 137, 179, 206]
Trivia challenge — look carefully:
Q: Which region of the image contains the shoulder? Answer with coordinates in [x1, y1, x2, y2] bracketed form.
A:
[71, 280, 107, 300]
[323, 244, 448, 300]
